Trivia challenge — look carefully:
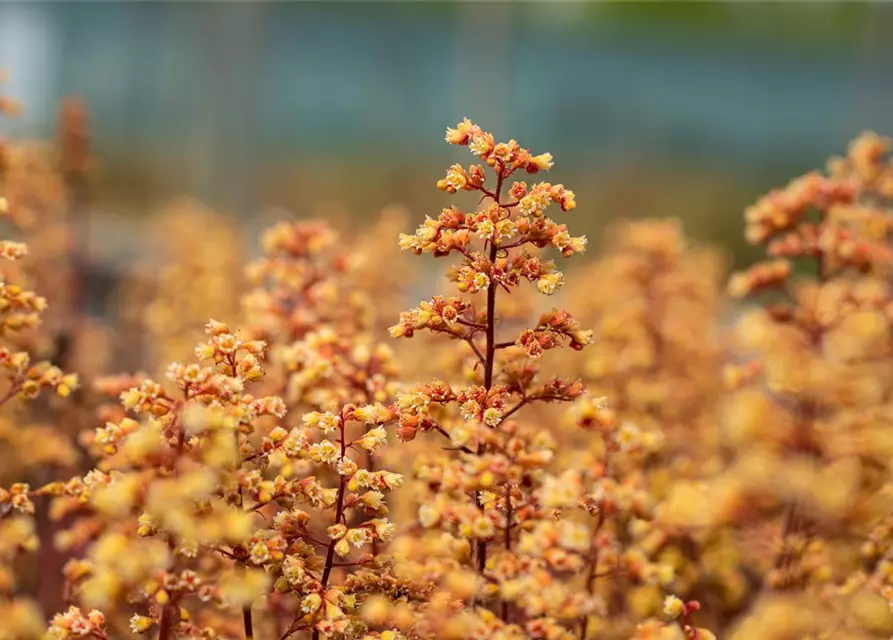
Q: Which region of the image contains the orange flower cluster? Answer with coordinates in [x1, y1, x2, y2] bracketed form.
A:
[119, 199, 246, 374]
[14, 97, 893, 640]
[660, 132, 893, 637]
[381, 121, 711, 640]
[0, 84, 83, 640]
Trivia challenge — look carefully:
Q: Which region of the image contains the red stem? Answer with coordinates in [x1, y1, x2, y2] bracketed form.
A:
[580, 447, 612, 638]
[157, 603, 176, 640]
[311, 414, 349, 640]
[501, 481, 513, 622]
[476, 165, 506, 580]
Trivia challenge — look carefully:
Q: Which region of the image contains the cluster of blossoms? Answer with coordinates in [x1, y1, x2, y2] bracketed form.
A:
[8, 317, 408, 640]
[15, 98, 893, 640]
[1, 93, 95, 360]
[0, 83, 85, 640]
[243, 219, 357, 344]
[342, 206, 414, 335]
[657, 132, 893, 636]
[568, 219, 723, 438]
[381, 121, 711, 640]
[560, 220, 742, 631]
[235, 213, 413, 638]
[0, 91, 81, 433]
[0, 85, 110, 475]
[119, 198, 246, 373]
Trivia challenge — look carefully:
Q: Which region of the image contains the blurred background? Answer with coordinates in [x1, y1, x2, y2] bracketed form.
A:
[2, 1, 893, 275]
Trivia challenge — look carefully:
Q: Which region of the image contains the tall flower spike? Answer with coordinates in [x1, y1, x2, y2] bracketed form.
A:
[389, 121, 600, 637]
[0, 81, 90, 640]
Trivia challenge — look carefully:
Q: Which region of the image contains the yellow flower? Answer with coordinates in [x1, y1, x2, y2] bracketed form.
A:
[129, 614, 154, 634]
[301, 593, 322, 615]
[536, 272, 564, 295]
[663, 594, 684, 619]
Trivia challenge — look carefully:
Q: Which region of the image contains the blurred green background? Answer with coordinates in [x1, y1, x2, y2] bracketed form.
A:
[2, 1, 893, 269]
